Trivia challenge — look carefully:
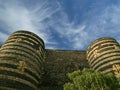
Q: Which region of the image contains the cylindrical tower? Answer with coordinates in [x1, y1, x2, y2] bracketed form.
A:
[87, 37, 120, 75]
[0, 30, 45, 90]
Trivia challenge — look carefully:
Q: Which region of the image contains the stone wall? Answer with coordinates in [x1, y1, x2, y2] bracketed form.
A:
[0, 30, 89, 90]
[41, 49, 89, 88]
[0, 31, 45, 90]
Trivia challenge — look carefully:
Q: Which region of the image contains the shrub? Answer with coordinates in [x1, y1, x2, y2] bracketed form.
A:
[64, 69, 120, 90]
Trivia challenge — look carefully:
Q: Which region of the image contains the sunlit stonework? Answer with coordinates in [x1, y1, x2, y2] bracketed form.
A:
[87, 37, 120, 75]
[0, 30, 120, 89]
[112, 64, 120, 78]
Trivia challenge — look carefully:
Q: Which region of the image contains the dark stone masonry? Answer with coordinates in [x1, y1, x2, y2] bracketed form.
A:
[0, 30, 120, 90]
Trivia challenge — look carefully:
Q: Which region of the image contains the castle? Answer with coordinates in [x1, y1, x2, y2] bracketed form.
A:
[0, 30, 120, 90]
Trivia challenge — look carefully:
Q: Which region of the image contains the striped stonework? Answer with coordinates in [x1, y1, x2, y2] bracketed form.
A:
[0, 30, 45, 90]
[87, 37, 120, 75]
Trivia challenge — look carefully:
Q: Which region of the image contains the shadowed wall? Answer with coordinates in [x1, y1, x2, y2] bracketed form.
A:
[0, 31, 88, 90]
[42, 49, 88, 86]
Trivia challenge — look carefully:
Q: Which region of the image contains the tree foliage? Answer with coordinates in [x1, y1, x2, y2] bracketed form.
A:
[64, 69, 120, 90]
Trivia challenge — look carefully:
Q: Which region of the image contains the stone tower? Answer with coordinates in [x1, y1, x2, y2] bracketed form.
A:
[0, 31, 45, 90]
[87, 37, 120, 76]
[1, 30, 120, 89]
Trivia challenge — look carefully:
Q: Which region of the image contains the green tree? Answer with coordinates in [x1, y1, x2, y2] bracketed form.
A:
[64, 69, 120, 90]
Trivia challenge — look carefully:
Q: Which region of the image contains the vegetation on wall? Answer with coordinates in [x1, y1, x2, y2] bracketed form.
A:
[42, 50, 88, 87]
[64, 69, 120, 90]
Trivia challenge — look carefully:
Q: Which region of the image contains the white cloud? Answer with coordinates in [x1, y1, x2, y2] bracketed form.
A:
[1, 0, 120, 50]
[84, 4, 120, 39]
[0, 0, 60, 48]
[0, 32, 9, 42]
[49, 1, 120, 50]
[49, 12, 89, 49]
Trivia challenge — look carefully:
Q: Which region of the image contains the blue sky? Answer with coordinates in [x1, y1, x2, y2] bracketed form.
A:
[0, 0, 120, 50]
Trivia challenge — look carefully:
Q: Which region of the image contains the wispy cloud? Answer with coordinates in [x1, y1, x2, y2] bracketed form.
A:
[51, 1, 120, 50]
[1, 0, 120, 50]
[0, 32, 8, 43]
[0, 0, 60, 48]
[83, 3, 120, 43]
